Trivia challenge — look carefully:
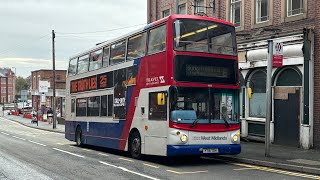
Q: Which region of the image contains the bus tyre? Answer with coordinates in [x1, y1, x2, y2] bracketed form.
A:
[129, 132, 141, 159]
[76, 127, 83, 147]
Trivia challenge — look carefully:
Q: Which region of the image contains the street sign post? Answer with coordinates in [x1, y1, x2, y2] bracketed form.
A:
[272, 41, 283, 67]
[265, 40, 273, 157]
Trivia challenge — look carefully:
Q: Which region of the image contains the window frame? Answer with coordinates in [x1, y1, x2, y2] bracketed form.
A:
[162, 9, 170, 18]
[256, 0, 269, 23]
[178, 3, 187, 14]
[76, 98, 87, 117]
[287, 0, 304, 17]
[68, 58, 78, 76]
[89, 49, 103, 71]
[102, 46, 110, 67]
[230, 0, 242, 28]
[148, 91, 168, 121]
[126, 32, 147, 61]
[194, 0, 205, 14]
[77, 54, 90, 74]
[110, 39, 127, 66]
[147, 24, 167, 56]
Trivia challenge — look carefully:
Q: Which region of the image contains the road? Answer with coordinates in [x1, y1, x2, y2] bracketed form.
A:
[0, 117, 319, 180]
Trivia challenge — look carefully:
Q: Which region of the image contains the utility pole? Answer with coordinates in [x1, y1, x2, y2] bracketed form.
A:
[265, 40, 273, 157]
[176, 0, 179, 14]
[52, 30, 56, 129]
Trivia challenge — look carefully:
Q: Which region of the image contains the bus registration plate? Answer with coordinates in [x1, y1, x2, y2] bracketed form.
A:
[203, 148, 219, 154]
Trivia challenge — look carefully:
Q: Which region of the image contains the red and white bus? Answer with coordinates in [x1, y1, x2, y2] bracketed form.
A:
[65, 14, 240, 159]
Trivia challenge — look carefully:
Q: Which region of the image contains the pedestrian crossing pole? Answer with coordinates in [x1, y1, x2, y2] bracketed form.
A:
[265, 40, 273, 157]
[52, 30, 57, 129]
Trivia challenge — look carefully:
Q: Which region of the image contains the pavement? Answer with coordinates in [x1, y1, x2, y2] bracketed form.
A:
[2, 112, 64, 134]
[2, 112, 320, 176]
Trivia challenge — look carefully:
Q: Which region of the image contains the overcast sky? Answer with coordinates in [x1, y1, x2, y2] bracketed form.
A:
[0, 0, 147, 77]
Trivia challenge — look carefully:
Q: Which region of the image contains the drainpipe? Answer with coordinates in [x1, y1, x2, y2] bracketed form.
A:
[176, 0, 179, 14]
[302, 28, 311, 125]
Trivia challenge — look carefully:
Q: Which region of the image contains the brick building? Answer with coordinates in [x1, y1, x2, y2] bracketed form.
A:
[31, 70, 66, 116]
[147, 0, 320, 149]
[0, 68, 15, 103]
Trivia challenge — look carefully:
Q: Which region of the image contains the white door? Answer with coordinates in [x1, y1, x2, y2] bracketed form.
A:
[144, 91, 168, 156]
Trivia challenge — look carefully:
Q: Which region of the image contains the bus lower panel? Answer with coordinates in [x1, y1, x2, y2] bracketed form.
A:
[65, 120, 126, 150]
[167, 144, 241, 156]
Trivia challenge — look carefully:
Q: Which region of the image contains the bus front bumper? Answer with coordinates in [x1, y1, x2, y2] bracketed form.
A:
[167, 144, 241, 156]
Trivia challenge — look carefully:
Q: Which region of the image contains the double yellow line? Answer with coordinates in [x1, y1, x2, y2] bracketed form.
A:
[233, 163, 320, 179]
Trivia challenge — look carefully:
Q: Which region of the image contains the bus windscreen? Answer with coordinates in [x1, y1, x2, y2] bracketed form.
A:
[173, 19, 236, 56]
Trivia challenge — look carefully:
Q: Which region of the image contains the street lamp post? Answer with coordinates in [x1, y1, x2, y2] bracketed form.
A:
[52, 30, 56, 129]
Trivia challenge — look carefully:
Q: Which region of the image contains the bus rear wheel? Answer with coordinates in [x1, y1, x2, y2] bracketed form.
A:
[129, 132, 141, 159]
[76, 127, 83, 147]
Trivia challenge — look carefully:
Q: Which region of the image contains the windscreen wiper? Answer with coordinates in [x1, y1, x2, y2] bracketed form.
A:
[222, 117, 230, 128]
[190, 119, 200, 127]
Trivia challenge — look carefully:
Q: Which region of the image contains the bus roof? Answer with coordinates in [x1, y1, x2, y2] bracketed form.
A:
[69, 14, 234, 60]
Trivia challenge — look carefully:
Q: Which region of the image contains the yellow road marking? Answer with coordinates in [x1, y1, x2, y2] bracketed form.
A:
[233, 163, 320, 179]
[118, 158, 133, 162]
[233, 167, 258, 171]
[166, 170, 208, 175]
[143, 163, 159, 169]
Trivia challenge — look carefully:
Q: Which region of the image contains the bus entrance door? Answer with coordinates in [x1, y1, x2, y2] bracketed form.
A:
[144, 91, 168, 156]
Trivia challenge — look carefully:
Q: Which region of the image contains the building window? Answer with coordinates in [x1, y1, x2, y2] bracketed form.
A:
[256, 0, 269, 23]
[179, 3, 186, 14]
[162, 9, 170, 18]
[230, 0, 241, 27]
[195, 0, 205, 14]
[287, 0, 303, 17]
[248, 70, 266, 118]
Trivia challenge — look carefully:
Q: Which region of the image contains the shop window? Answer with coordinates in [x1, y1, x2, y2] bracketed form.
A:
[276, 68, 302, 86]
[149, 92, 167, 120]
[248, 70, 266, 118]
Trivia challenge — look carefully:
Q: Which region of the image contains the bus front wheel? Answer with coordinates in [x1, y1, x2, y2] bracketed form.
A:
[129, 131, 141, 159]
[76, 127, 83, 147]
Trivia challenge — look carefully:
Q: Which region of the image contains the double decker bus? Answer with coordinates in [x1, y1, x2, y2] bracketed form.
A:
[65, 14, 240, 159]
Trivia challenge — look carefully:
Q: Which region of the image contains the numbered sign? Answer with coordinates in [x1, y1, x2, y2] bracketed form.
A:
[272, 42, 283, 67]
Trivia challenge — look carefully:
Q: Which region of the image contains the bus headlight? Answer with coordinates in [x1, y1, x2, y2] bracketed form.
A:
[231, 132, 240, 144]
[180, 134, 188, 143]
[232, 135, 238, 142]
